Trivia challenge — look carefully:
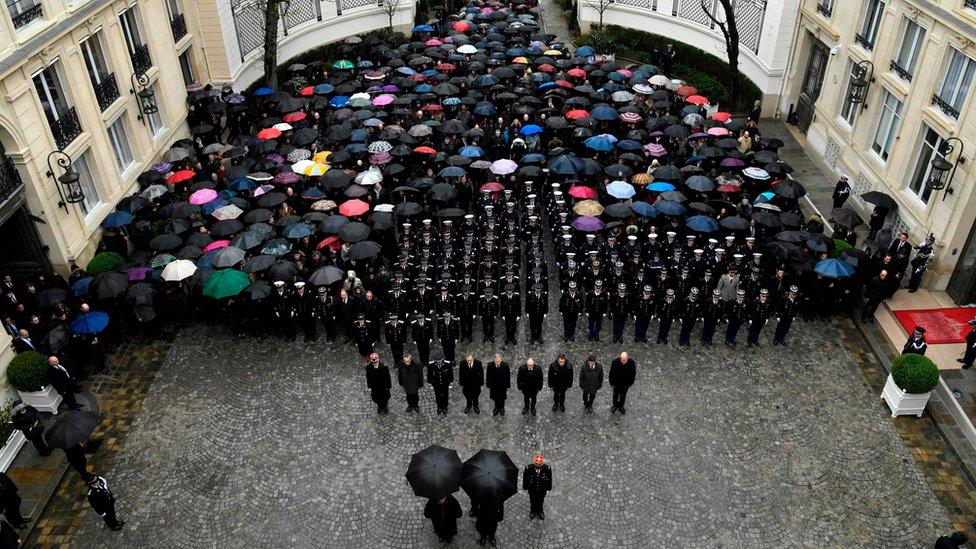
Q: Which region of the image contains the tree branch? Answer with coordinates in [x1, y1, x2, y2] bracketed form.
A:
[700, 0, 730, 42]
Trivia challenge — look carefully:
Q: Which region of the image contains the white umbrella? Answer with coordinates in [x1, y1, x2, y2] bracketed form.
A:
[272, 122, 293, 132]
[612, 91, 635, 102]
[356, 169, 383, 186]
[368, 141, 393, 153]
[374, 203, 395, 213]
[141, 184, 169, 200]
[649, 74, 670, 87]
[161, 259, 197, 282]
[457, 44, 478, 54]
[212, 204, 244, 220]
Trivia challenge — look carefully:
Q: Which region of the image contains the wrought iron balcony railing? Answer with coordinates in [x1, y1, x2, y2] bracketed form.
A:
[130, 43, 152, 75]
[49, 107, 83, 150]
[171, 12, 187, 42]
[10, 3, 42, 29]
[815, 2, 831, 17]
[931, 94, 960, 119]
[889, 60, 912, 82]
[0, 155, 24, 207]
[854, 33, 875, 51]
[93, 73, 120, 111]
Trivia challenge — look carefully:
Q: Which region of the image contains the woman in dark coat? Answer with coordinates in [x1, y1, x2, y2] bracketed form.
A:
[424, 495, 462, 543]
[474, 500, 503, 546]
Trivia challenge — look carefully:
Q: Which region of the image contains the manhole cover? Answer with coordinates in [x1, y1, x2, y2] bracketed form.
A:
[952, 389, 964, 399]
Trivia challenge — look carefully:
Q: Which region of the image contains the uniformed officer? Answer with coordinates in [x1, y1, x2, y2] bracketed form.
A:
[746, 289, 772, 347]
[438, 311, 460, 363]
[364, 352, 391, 414]
[609, 283, 631, 343]
[427, 354, 454, 415]
[500, 284, 521, 345]
[351, 314, 376, 363]
[385, 314, 407, 362]
[902, 326, 928, 355]
[633, 285, 655, 343]
[86, 475, 123, 530]
[479, 289, 499, 342]
[700, 289, 724, 346]
[525, 284, 548, 344]
[558, 281, 583, 342]
[271, 281, 295, 340]
[678, 287, 701, 346]
[585, 280, 608, 341]
[725, 289, 748, 347]
[486, 354, 511, 416]
[457, 285, 477, 342]
[523, 454, 553, 520]
[772, 285, 800, 346]
[411, 313, 434, 366]
[290, 281, 316, 341]
[656, 289, 677, 344]
[314, 286, 337, 341]
[458, 354, 484, 414]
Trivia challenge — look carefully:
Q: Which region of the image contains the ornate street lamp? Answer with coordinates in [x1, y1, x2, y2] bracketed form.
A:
[130, 72, 159, 125]
[847, 60, 874, 108]
[45, 150, 84, 210]
[927, 137, 966, 198]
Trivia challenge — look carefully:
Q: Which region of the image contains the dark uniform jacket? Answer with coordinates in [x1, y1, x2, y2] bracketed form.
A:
[522, 464, 553, 493]
[427, 362, 454, 388]
[559, 291, 583, 316]
[86, 476, 115, 515]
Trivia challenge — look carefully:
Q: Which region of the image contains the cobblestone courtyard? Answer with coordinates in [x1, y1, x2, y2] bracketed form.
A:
[67, 319, 952, 547]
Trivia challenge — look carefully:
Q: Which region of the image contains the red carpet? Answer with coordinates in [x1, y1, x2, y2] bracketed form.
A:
[891, 307, 976, 344]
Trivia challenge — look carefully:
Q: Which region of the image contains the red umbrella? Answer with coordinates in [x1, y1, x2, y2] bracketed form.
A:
[339, 199, 369, 217]
[554, 80, 573, 88]
[167, 170, 196, 184]
[480, 182, 504, 192]
[283, 111, 307, 123]
[436, 62, 456, 72]
[421, 104, 442, 112]
[257, 128, 282, 140]
[675, 85, 697, 96]
[686, 95, 709, 106]
[453, 20, 471, 31]
[537, 64, 555, 73]
[716, 184, 742, 193]
[299, 86, 315, 97]
[414, 146, 437, 155]
[568, 185, 596, 199]
[711, 112, 732, 122]
[567, 68, 586, 78]
[565, 109, 590, 120]
[316, 235, 341, 251]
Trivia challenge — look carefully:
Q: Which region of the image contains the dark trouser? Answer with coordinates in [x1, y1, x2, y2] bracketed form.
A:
[563, 314, 578, 340]
[389, 343, 404, 363]
[529, 490, 546, 515]
[612, 386, 629, 408]
[833, 198, 847, 210]
[773, 317, 793, 344]
[322, 319, 337, 341]
[552, 389, 566, 408]
[278, 317, 295, 340]
[24, 426, 51, 455]
[612, 318, 626, 342]
[460, 316, 474, 341]
[60, 390, 80, 411]
[100, 503, 122, 528]
[491, 393, 506, 413]
[582, 391, 596, 408]
[65, 449, 90, 480]
[463, 388, 480, 409]
[634, 316, 650, 342]
[522, 392, 537, 410]
[482, 316, 495, 341]
[415, 342, 430, 366]
[503, 316, 518, 343]
[405, 392, 419, 410]
[441, 340, 456, 364]
[3, 494, 24, 525]
[701, 320, 717, 344]
[725, 320, 742, 344]
[434, 386, 449, 411]
[908, 269, 925, 292]
[862, 299, 881, 322]
[657, 319, 672, 343]
[300, 318, 316, 341]
[370, 389, 390, 411]
[679, 319, 695, 345]
[587, 315, 602, 340]
[529, 315, 544, 342]
[747, 320, 765, 345]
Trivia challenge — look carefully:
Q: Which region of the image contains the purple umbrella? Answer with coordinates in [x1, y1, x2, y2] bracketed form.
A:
[687, 132, 709, 139]
[721, 158, 746, 167]
[265, 154, 285, 165]
[370, 152, 393, 165]
[644, 143, 667, 157]
[126, 267, 152, 281]
[571, 216, 604, 231]
[382, 84, 400, 93]
[152, 162, 173, 173]
[275, 172, 302, 185]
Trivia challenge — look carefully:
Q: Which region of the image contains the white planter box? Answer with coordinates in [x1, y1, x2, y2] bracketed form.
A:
[17, 385, 62, 414]
[0, 431, 26, 472]
[881, 374, 932, 418]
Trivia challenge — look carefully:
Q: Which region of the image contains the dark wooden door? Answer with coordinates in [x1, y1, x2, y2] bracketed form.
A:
[796, 38, 830, 133]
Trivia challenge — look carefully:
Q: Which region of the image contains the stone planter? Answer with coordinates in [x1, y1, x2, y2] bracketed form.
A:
[17, 385, 62, 414]
[881, 374, 932, 418]
[0, 431, 26, 472]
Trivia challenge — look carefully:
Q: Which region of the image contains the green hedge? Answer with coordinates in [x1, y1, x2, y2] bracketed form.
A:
[6, 351, 49, 392]
[891, 354, 940, 394]
[576, 25, 762, 111]
[0, 403, 11, 443]
[86, 252, 125, 277]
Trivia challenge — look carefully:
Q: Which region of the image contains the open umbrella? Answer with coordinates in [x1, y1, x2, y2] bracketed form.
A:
[162, 259, 197, 281]
[461, 449, 519, 504]
[831, 207, 863, 229]
[686, 215, 719, 233]
[211, 246, 246, 268]
[348, 241, 382, 259]
[70, 311, 110, 334]
[860, 190, 898, 209]
[406, 444, 463, 499]
[90, 272, 128, 299]
[338, 222, 371, 242]
[814, 258, 855, 278]
[41, 324, 70, 353]
[606, 181, 635, 199]
[44, 410, 99, 449]
[203, 269, 250, 299]
[308, 266, 345, 286]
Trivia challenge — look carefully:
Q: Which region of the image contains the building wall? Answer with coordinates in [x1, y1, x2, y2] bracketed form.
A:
[576, 0, 801, 116]
[781, 0, 976, 291]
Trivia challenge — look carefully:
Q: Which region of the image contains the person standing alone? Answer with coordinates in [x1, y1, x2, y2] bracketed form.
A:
[522, 454, 552, 520]
[609, 352, 636, 415]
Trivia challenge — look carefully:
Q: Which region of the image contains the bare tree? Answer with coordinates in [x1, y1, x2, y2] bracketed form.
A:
[701, 0, 741, 105]
[380, 0, 399, 29]
[260, 0, 286, 90]
[585, 0, 613, 29]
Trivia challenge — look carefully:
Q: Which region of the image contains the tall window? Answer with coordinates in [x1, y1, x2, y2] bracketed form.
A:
[872, 91, 902, 161]
[178, 50, 194, 87]
[119, 5, 151, 74]
[81, 32, 118, 111]
[32, 63, 81, 149]
[933, 48, 975, 119]
[73, 152, 101, 216]
[840, 61, 860, 126]
[816, 0, 833, 17]
[107, 117, 134, 173]
[7, 0, 42, 30]
[166, 0, 186, 42]
[146, 83, 164, 137]
[891, 19, 925, 82]
[908, 126, 949, 204]
[856, 0, 885, 51]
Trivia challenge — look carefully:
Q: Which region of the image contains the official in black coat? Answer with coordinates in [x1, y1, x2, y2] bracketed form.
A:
[957, 319, 976, 369]
[63, 443, 91, 480]
[47, 356, 81, 410]
[86, 475, 123, 530]
[11, 401, 50, 456]
[364, 353, 391, 414]
[609, 352, 636, 415]
[0, 519, 19, 547]
[458, 354, 484, 414]
[486, 354, 511, 416]
[424, 495, 462, 543]
[547, 355, 573, 413]
[578, 355, 603, 413]
[474, 500, 503, 546]
[0, 473, 27, 529]
[522, 454, 553, 519]
[517, 359, 544, 415]
[427, 357, 454, 415]
[397, 354, 424, 413]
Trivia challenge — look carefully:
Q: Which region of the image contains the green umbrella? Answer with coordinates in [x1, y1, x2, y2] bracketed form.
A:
[203, 269, 250, 299]
[831, 239, 852, 258]
[333, 60, 354, 70]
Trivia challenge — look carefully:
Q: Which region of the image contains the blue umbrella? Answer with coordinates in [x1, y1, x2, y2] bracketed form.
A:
[520, 125, 543, 136]
[814, 258, 855, 278]
[196, 250, 218, 268]
[655, 200, 687, 216]
[330, 96, 349, 107]
[754, 191, 775, 205]
[253, 87, 273, 96]
[201, 198, 229, 215]
[647, 182, 675, 193]
[71, 277, 92, 296]
[70, 311, 110, 334]
[412, 24, 435, 32]
[460, 146, 484, 158]
[473, 103, 496, 115]
[584, 135, 616, 152]
[589, 104, 618, 121]
[576, 45, 594, 57]
[229, 177, 256, 191]
[685, 215, 719, 233]
[606, 181, 635, 199]
[101, 211, 134, 228]
[314, 83, 334, 94]
[438, 166, 466, 177]
[396, 67, 416, 76]
[414, 84, 433, 93]
[473, 75, 500, 87]
[548, 154, 585, 175]
[631, 201, 657, 217]
[443, 97, 462, 106]
[616, 140, 642, 151]
[282, 222, 314, 239]
[302, 188, 325, 199]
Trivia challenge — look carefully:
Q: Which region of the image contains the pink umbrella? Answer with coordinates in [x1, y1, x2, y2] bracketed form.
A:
[567, 185, 596, 199]
[253, 184, 274, 197]
[189, 188, 218, 205]
[204, 240, 231, 252]
[370, 152, 393, 165]
[707, 127, 731, 136]
[372, 94, 395, 106]
[480, 7, 494, 14]
[426, 38, 443, 46]
[126, 267, 151, 281]
[644, 143, 667, 157]
[274, 172, 301, 185]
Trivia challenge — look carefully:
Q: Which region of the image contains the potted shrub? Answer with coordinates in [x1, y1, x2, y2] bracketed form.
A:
[0, 402, 25, 472]
[881, 354, 940, 417]
[6, 351, 61, 414]
[86, 252, 125, 277]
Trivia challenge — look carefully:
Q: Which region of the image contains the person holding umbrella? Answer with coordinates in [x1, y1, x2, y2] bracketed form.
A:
[364, 352, 391, 414]
[424, 495, 462, 543]
[462, 449, 517, 547]
[86, 474, 124, 531]
[407, 444, 463, 542]
[522, 454, 553, 520]
[45, 410, 100, 480]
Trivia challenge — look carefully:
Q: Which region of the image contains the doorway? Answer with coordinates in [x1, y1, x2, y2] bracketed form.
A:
[795, 37, 830, 133]
[947, 219, 976, 305]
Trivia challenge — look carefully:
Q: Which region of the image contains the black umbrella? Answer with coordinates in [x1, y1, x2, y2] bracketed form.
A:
[461, 449, 519, 504]
[244, 280, 273, 301]
[90, 272, 128, 299]
[256, 192, 287, 208]
[779, 211, 803, 228]
[772, 180, 806, 199]
[319, 215, 350, 234]
[126, 282, 156, 305]
[211, 219, 244, 237]
[308, 266, 344, 286]
[149, 234, 182, 251]
[860, 190, 898, 209]
[322, 170, 352, 189]
[775, 230, 808, 244]
[243, 208, 273, 224]
[831, 207, 863, 229]
[41, 324, 70, 353]
[37, 288, 69, 310]
[348, 241, 382, 259]
[752, 210, 781, 228]
[230, 231, 266, 250]
[243, 255, 275, 273]
[44, 410, 99, 449]
[268, 260, 300, 282]
[604, 203, 632, 218]
[719, 216, 750, 231]
[338, 222, 371, 242]
[406, 444, 463, 499]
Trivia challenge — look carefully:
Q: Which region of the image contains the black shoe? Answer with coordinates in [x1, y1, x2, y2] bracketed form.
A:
[531, 407, 536, 415]
[539, 511, 545, 519]
[560, 404, 566, 412]
[474, 405, 480, 414]
[552, 403, 558, 412]
[109, 521, 124, 531]
[619, 407, 626, 415]
[478, 536, 486, 546]
[957, 358, 967, 364]
[493, 409, 499, 416]
[522, 407, 529, 415]
[464, 405, 472, 414]
[489, 536, 497, 547]
[499, 408, 505, 416]
[610, 406, 617, 414]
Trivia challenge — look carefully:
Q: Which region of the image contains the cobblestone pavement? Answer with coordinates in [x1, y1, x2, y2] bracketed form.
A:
[54, 316, 953, 548]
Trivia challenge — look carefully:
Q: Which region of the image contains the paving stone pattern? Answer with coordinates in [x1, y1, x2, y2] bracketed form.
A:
[64, 318, 952, 547]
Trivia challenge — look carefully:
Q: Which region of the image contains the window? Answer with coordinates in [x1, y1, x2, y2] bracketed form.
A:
[119, 5, 151, 74]
[891, 19, 925, 82]
[908, 126, 950, 204]
[872, 91, 902, 161]
[7, 0, 42, 30]
[146, 83, 164, 137]
[166, 0, 186, 42]
[856, 0, 885, 51]
[81, 31, 119, 111]
[933, 47, 976, 119]
[840, 61, 860, 126]
[73, 152, 101, 216]
[107, 117, 134, 173]
[178, 50, 194, 87]
[816, 0, 833, 18]
[32, 63, 82, 149]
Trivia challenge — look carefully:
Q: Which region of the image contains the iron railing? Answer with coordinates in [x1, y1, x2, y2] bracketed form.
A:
[889, 59, 912, 82]
[283, 0, 322, 35]
[0, 155, 24, 207]
[130, 43, 152, 75]
[815, 2, 831, 17]
[931, 94, 960, 119]
[854, 33, 874, 51]
[171, 12, 187, 42]
[93, 73, 120, 111]
[9, 2, 42, 29]
[966, 0, 976, 9]
[49, 107, 82, 150]
[337, 0, 379, 15]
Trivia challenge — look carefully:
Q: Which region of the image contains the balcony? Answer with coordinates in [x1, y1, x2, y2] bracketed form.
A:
[49, 108, 82, 150]
[93, 73, 120, 111]
[0, 155, 24, 208]
[10, 3, 42, 29]
[931, 94, 960, 119]
[815, 2, 831, 17]
[854, 33, 874, 51]
[130, 43, 152, 75]
[170, 12, 187, 42]
[889, 60, 912, 82]
[967, 0, 976, 9]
